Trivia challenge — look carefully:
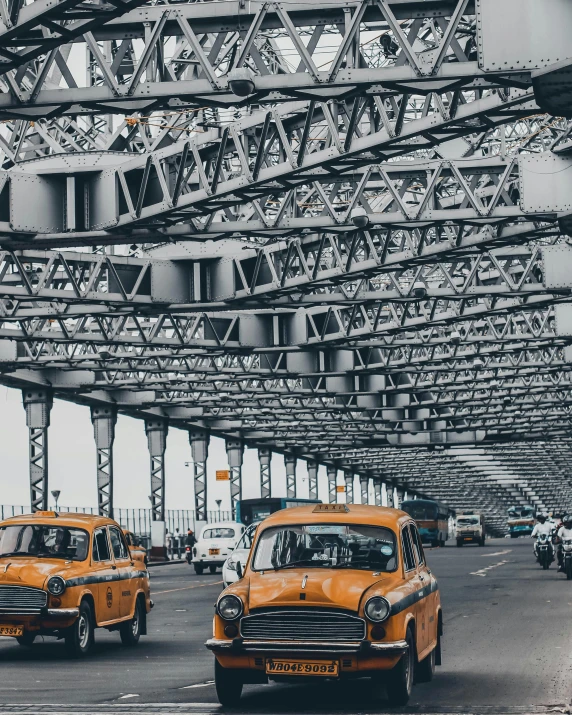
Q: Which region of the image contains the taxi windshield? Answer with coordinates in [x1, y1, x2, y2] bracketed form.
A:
[0, 524, 89, 561]
[252, 524, 397, 572]
[457, 517, 479, 526]
[203, 527, 235, 539]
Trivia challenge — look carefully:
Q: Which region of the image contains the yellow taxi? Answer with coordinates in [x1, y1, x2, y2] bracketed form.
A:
[0, 511, 152, 657]
[123, 530, 148, 565]
[206, 504, 442, 705]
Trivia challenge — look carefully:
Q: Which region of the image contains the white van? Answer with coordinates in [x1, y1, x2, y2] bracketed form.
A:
[192, 521, 245, 574]
[456, 513, 485, 547]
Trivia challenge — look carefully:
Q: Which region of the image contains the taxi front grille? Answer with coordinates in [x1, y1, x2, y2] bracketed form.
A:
[0, 585, 47, 611]
[240, 610, 366, 641]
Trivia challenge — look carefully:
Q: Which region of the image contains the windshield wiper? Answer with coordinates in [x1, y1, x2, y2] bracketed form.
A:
[272, 559, 330, 571]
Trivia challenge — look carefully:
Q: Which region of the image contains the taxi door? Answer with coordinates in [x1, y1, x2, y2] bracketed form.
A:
[108, 526, 136, 619]
[409, 523, 432, 654]
[401, 524, 428, 655]
[92, 527, 121, 623]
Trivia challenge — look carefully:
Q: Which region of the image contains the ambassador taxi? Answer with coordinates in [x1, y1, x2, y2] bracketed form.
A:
[0, 511, 152, 656]
[206, 504, 442, 706]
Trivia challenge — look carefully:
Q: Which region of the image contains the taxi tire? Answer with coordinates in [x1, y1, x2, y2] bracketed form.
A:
[120, 597, 143, 646]
[214, 658, 243, 706]
[209, 565, 217, 574]
[386, 626, 414, 706]
[16, 632, 36, 647]
[64, 601, 94, 658]
[194, 563, 204, 575]
[415, 645, 436, 683]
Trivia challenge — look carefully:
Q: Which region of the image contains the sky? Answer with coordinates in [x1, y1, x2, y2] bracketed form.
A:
[0, 385, 362, 514]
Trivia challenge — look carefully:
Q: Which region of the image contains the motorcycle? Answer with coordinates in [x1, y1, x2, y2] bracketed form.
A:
[536, 533, 554, 570]
[185, 546, 192, 564]
[562, 538, 572, 580]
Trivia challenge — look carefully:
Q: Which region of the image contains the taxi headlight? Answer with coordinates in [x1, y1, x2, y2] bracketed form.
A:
[364, 596, 391, 623]
[47, 576, 66, 596]
[217, 594, 243, 621]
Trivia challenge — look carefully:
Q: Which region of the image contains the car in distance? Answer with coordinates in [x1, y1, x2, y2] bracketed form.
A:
[0, 511, 152, 657]
[222, 523, 257, 587]
[206, 504, 442, 706]
[455, 513, 485, 547]
[192, 521, 245, 575]
[123, 529, 148, 565]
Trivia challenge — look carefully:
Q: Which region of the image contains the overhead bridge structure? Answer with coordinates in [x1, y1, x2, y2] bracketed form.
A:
[2, 0, 572, 534]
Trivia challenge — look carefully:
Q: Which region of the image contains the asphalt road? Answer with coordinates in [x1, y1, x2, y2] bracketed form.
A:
[0, 538, 571, 713]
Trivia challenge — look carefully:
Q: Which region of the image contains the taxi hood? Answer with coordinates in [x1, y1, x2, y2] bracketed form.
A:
[247, 568, 390, 613]
[0, 557, 79, 588]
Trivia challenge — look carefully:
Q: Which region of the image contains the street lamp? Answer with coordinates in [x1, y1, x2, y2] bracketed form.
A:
[51, 490, 61, 510]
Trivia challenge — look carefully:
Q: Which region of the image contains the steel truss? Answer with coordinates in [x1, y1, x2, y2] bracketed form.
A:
[1, 0, 572, 521]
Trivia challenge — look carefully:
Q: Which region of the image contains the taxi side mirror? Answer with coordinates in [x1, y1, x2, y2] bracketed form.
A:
[236, 561, 243, 579]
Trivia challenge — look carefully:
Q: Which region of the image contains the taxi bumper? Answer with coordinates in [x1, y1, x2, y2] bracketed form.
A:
[205, 638, 408, 655]
[0, 607, 79, 619]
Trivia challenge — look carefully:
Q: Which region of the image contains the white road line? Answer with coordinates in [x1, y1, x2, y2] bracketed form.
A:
[470, 559, 511, 577]
[117, 695, 139, 700]
[179, 681, 215, 690]
[481, 549, 512, 557]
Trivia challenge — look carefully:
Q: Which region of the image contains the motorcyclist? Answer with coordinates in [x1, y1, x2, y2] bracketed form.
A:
[531, 514, 553, 561]
[557, 515, 572, 571]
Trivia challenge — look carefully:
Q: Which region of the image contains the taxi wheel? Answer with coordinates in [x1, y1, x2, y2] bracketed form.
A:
[386, 626, 414, 706]
[64, 601, 94, 658]
[120, 598, 143, 646]
[209, 565, 217, 574]
[415, 644, 436, 683]
[214, 658, 243, 706]
[194, 563, 204, 575]
[16, 632, 36, 647]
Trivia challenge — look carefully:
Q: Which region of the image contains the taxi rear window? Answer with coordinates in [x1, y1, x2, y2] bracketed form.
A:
[0, 524, 90, 561]
[202, 528, 235, 539]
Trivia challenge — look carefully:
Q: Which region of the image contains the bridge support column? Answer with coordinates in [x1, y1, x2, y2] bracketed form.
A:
[359, 475, 369, 505]
[226, 439, 243, 517]
[394, 486, 401, 509]
[90, 406, 117, 518]
[190, 430, 209, 522]
[307, 460, 318, 501]
[285, 454, 297, 498]
[145, 419, 168, 522]
[374, 480, 382, 506]
[22, 389, 53, 512]
[383, 483, 392, 507]
[344, 471, 354, 504]
[327, 465, 337, 503]
[258, 448, 271, 498]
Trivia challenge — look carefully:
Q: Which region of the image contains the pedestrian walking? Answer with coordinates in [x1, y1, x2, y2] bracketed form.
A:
[175, 528, 182, 559]
[166, 529, 174, 560]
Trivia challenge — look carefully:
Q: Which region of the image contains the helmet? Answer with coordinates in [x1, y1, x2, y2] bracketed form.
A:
[537, 514, 547, 523]
[564, 515, 572, 528]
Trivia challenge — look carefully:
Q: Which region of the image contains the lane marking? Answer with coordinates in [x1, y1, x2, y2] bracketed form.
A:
[118, 695, 139, 700]
[179, 681, 215, 690]
[470, 559, 511, 577]
[481, 549, 512, 557]
[153, 581, 223, 595]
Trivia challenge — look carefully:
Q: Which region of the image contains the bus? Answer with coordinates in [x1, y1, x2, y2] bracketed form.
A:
[507, 506, 535, 538]
[400, 498, 450, 547]
[236, 497, 321, 525]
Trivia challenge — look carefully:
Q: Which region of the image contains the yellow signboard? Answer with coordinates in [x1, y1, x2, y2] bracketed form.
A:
[216, 470, 230, 481]
[313, 504, 349, 513]
[336, 485, 346, 493]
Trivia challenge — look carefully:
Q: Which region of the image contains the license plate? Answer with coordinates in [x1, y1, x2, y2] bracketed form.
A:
[0, 625, 24, 637]
[209, 548, 220, 556]
[266, 659, 339, 676]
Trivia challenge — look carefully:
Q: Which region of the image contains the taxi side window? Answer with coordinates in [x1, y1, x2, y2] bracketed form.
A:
[410, 524, 425, 566]
[109, 527, 129, 560]
[401, 526, 416, 572]
[93, 528, 111, 562]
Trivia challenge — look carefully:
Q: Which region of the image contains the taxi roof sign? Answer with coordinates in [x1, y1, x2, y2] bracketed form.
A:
[312, 504, 349, 513]
[34, 511, 59, 518]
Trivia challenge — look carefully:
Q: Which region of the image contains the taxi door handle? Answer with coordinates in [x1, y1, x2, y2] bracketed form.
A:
[111, 565, 117, 570]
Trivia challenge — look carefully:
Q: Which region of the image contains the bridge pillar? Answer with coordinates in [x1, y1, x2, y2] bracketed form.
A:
[374, 480, 382, 506]
[145, 419, 169, 522]
[344, 471, 354, 504]
[394, 486, 402, 509]
[384, 483, 392, 507]
[285, 454, 297, 498]
[258, 447, 271, 498]
[327, 465, 337, 503]
[359, 475, 369, 505]
[226, 439, 243, 517]
[22, 389, 53, 512]
[90, 406, 117, 518]
[190, 430, 209, 522]
[307, 460, 318, 501]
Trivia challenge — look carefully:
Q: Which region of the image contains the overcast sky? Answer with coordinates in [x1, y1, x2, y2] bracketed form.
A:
[0, 385, 344, 513]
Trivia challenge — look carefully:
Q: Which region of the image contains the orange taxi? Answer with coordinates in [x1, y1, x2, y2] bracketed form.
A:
[123, 530, 148, 565]
[206, 504, 442, 705]
[0, 511, 152, 657]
